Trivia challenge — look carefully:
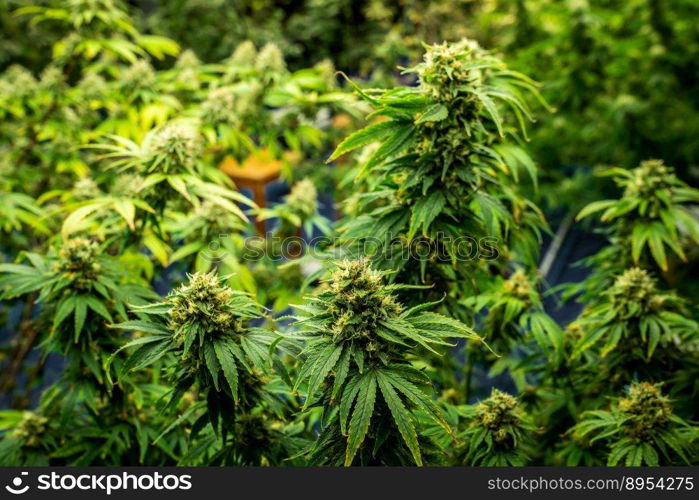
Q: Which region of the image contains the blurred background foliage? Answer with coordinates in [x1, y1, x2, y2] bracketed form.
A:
[4, 0, 697, 198]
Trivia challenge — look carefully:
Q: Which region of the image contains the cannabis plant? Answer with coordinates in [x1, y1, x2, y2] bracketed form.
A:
[0, 237, 153, 368]
[575, 159, 699, 294]
[570, 382, 698, 466]
[289, 258, 485, 465]
[113, 271, 295, 465]
[572, 268, 698, 376]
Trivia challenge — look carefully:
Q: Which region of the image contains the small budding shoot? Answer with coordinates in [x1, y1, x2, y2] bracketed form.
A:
[230, 40, 257, 67]
[120, 59, 155, 91]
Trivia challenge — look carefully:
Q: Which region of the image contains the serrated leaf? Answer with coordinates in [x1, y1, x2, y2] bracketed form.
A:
[344, 372, 377, 466]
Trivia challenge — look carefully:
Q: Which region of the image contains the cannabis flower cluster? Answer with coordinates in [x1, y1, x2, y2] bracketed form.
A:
[120, 60, 156, 92]
[608, 267, 663, 316]
[617, 382, 672, 440]
[256, 42, 286, 75]
[502, 270, 535, 304]
[168, 272, 249, 340]
[55, 238, 101, 290]
[623, 159, 676, 201]
[325, 259, 403, 353]
[146, 122, 202, 173]
[201, 87, 238, 125]
[473, 389, 523, 443]
[230, 40, 257, 67]
[284, 178, 318, 219]
[417, 39, 486, 107]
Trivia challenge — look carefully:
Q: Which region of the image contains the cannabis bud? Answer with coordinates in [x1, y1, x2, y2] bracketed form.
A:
[77, 72, 107, 100]
[175, 49, 201, 70]
[417, 39, 486, 110]
[617, 382, 671, 439]
[201, 87, 237, 124]
[325, 259, 402, 351]
[146, 122, 201, 173]
[55, 238, 101, 290]
[71, 177, 102, 201]
[473, 389, 522, 443]
[11, 412, 48, 448]
[502, 270, 534, 303]
[169, 272, 243, 339]
[608, 267, 660, 313]
[623, 159, 675, 200]
[110, 173, 147, 198]
[256, 43, 286, 75]
[285, 178, 318, 219]
[0, 65, 37, 99]
[120, 60, 156, 91]
[39, 66, 65, 91]
[230, 40, 258, 67]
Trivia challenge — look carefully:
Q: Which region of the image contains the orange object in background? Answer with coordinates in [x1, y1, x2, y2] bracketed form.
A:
[220, 149, 282, 235]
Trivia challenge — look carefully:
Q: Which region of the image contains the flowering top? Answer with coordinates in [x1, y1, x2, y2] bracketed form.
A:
[145, 122, 201, 174]
[617, 382, 672, 440]
[55, 238, 101, 290]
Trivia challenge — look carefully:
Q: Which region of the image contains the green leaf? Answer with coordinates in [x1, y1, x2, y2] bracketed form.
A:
[339, 375, 361, 435]
[576, 200, 616, 221]
[407, 190, 446, 240]
[74, 297, 87, 341]
[415, 104, 448, 124]
[345, 372, 377, 466]
[304, 343, 343, 408]
[122, 338, 171, 373]
[213, 340, 239, 402]
[376, 371, 422, 465]
[328, 121, 406, 161]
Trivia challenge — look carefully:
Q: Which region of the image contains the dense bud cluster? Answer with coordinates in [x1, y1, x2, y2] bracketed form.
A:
[175, 49, 200, 70]
[168, 272, 243, 339]
[284, 178, 318, 219]
[71, 177, 102, 201]
[55, 238, 101, 289]
[200, 87, 237, 124]
[194, 200, 242, 234]
[147, 122, 201, 173]
[325, 259, 403, 353]
[409, 39, 509, 166]
[230, 40, 257, 67]
[120, 59, 155, 91]
[256, 42, 286, 74]
[417, 39, 485, 106]
[623, 159, 675, 200]
[77, 72, 107, 100]
[473, 390, 522, 443]
[110, 173, 147, 198]
[39, 66, 65, 91]
[0, 65, 37, 99]
[617, 382, 672, 440]
[502, 270, 534, 304]
[609, 268, 662, 314]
